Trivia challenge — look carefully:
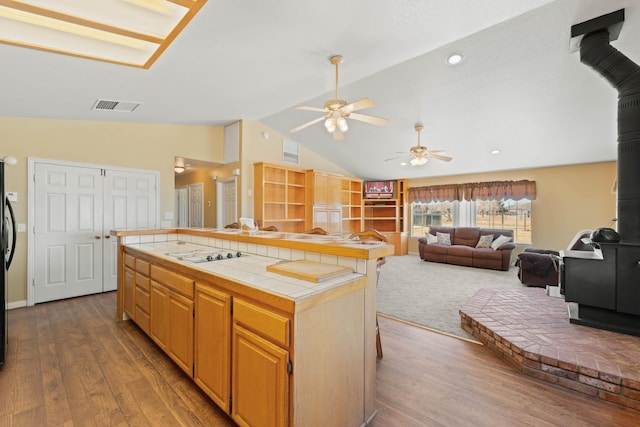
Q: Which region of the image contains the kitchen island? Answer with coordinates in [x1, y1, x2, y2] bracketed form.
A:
[113, 228, 393, 427]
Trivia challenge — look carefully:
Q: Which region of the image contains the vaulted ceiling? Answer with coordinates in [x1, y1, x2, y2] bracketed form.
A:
[1, 0, 636, 179]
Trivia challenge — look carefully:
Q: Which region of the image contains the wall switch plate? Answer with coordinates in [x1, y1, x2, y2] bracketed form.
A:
[6, 191, 17, 202]
[160, 220, 172, 228]
[17, 223, 26, 232]
[164, 211, 174, 220]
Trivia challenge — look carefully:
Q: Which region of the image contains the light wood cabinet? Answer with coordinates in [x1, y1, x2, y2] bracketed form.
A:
[306, 170, 343, 234]
[254, 162, 307, 233]
[194, 284, 231, 412]
[149, 265, 195, 376]
[341, 177, 363, 234]
[122, 256, 151, 334]
[123, 254, 135, 319]
[232, 299, 290, 427]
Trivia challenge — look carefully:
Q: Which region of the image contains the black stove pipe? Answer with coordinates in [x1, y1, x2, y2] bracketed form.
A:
[580, 29, 640, 243]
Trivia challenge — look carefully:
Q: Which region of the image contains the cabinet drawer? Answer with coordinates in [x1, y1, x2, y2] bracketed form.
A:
[135, 259, 151, 276]
[124, 253, 135, 269]
[233, 299, 289, 348]
[150, 265, 194, 298]
[136, 308, 150, 335]
[136, 287, 150, 313]
[135, 273, 150, 292]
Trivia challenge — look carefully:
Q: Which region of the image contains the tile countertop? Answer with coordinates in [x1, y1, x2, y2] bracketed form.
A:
[113, 227, 394, 261]
[125, 240, 365, 301]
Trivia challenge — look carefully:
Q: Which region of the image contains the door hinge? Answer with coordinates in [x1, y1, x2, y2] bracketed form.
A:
[230, 301, 233, 314]
[287, 360, 293, 375]
[192, 364, 195, 377]
[32, 278, 36, 287]
[229, 396, 232, 412]
[193, 308, 195, 318]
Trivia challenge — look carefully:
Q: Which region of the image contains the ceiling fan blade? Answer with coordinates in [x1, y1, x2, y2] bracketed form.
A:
[426, 152, 453, 162]
[295, 105, 328, 113]
[349, 112, 389, 127]
[333, 130, 344, 141]
[344, 98, 376, 112]
[385, 155, 408, 162]
[290, 116, 326, 133]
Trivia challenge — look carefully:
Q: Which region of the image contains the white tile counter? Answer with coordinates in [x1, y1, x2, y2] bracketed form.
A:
[125, 238, 364, 301]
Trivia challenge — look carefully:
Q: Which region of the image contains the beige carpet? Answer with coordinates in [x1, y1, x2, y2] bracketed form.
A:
[376, 255, 526, 340]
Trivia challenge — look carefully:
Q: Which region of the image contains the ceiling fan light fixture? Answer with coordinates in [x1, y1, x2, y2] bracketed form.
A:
[410, 157, 428, 166]
[337, 116, 348, 132]
[174, 165, 185, 173]
[324, 118, 336, 133]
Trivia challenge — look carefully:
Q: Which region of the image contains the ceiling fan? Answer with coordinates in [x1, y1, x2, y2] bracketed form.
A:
[386, 123, 453, 166]
[290, 55, 389, 141]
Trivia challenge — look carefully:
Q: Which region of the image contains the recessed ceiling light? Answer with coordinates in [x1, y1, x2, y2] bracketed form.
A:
[400, 162, 408, 166]
[446, 53, 464, 65]
[490, 149, 501, 155]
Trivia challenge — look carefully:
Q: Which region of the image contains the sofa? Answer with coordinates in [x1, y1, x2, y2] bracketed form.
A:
[418, 226, 515, 271]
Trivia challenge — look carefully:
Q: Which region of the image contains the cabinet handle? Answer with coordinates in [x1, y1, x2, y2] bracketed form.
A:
[95, 235, 101, 239]
[104, 235, 111, 239]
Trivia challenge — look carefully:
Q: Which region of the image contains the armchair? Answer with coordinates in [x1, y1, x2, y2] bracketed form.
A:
[516, 248, 560, 288]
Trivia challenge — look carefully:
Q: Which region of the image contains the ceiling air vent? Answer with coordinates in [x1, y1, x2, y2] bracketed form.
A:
[92, 99, 141, 113]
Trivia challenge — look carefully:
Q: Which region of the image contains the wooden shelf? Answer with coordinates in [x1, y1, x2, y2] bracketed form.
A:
[254, 162, 307, 233]
[361, 179, 408, 254]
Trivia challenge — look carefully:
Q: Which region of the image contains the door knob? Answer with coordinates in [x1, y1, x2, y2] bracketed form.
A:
[104, 235, 111, 239]
[95, 235, 101, 239]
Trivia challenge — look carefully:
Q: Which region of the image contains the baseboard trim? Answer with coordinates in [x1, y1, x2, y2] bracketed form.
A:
[8, 300, 27, 309]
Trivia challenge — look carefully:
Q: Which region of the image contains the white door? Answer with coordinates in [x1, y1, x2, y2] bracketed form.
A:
[34, 163, 103, 303]
[188, 183, 204, 228]
[175, 187, 188, 228]
[31, 159, 159, 304]
[217, 178, 237, 228]
[103, 169, 157, 291]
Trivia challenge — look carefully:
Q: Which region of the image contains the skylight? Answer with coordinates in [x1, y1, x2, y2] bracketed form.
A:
[0, 0, 208, 68]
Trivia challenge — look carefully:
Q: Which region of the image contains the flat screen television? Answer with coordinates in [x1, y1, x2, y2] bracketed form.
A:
[364, 180, 394, 198]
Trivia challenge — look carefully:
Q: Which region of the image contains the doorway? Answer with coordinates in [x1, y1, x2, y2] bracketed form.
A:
[217, 177, 237, 228]
[28, 158, 159, 305]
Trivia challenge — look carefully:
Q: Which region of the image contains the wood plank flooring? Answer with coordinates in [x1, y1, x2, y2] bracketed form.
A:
[1, 292, 639, 426]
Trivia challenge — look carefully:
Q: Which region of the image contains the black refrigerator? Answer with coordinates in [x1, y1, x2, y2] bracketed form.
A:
[1, 157, 17, 368]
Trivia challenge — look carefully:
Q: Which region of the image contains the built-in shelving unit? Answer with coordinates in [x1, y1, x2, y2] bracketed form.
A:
[362, 179, 408, 254]
[254, 162, 306, 233]
[341, 177, 363, 235]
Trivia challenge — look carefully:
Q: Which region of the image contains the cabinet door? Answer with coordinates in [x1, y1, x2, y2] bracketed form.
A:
[327, 174, 342, 208]
[123, 267, 135, 319]
[168, 292, 194, 375]
[194, 285, 231, 412]
[232, 324, 289, 427]
[314, 173, 328, 206]
[328, 209, 342, 235]
[313, 208, 328, 232]
[150, 281, 169, 351]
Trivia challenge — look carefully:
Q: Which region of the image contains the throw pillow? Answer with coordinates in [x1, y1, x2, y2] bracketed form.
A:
[425, 233, 438, 244]
[491, 234, 513, 250]
[475, 234, 494, 249]
[436, 232, 451, 246]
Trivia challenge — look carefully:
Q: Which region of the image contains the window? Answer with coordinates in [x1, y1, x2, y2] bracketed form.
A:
[411, 198, 532, 244]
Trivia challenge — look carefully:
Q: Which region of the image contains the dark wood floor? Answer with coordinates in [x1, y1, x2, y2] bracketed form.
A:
[1, 293, 639, 426]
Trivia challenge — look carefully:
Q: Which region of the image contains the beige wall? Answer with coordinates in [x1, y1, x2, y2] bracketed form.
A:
[239, 119, 354, 218]
[2, 117, 224, 303]
[407, 161, 617, 253]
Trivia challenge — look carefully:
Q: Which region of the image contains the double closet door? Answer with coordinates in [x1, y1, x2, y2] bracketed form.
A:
[32, 160, 158, 304]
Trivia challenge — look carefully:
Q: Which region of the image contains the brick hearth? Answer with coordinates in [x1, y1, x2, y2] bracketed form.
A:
[460, 287, 640, 411]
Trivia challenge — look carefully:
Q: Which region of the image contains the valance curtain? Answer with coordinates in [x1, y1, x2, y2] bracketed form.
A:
[409, 180, 536, 203]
